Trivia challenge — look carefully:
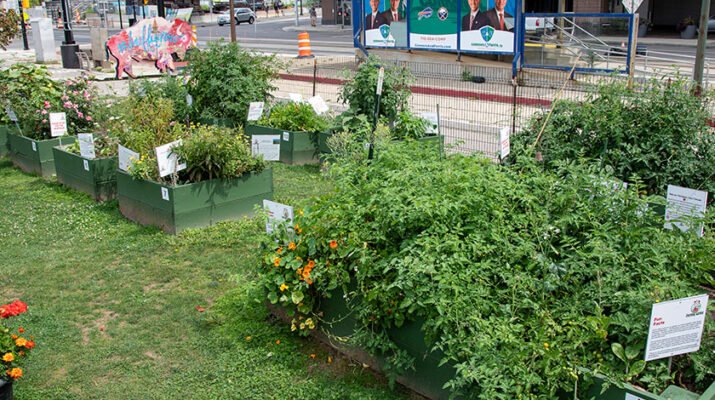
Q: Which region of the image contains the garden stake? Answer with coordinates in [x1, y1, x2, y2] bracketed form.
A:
[530, 56, 580, 156]
[437, 103, 443, 161]
[369, 67, 385, 161]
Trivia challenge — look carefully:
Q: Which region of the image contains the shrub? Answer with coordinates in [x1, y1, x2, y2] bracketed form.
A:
[130, 76, 192, 123]
[185, 42, 279, 126]
[391, 110, 431, 140]
[338, 56, 413, 124]
[511, 78, 715, 201]
[259, 143, 715, 398]
[257, 102, 329, 133]
[0, 64, 62, 132]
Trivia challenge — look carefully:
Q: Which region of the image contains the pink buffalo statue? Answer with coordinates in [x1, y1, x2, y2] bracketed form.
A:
[106, 17, 197, 79]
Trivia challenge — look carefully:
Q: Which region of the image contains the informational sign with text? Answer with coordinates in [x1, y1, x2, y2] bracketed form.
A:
[308, 96, 329, 115]
[5, 106, 18, 122]
[664, 185, 708, 237]
[77, 133, 96, 159]
[156, 140, 187, 178]
[251, 135, 280, 161]
[49, 112, 68, 137]
[247, 102, 265, 121]
[118, 144, 140, 172]
[645, 294, 709, 362]
[263, 200, 294, 233]
[499, 127, 510, 159]
[376, 67, 385, 95]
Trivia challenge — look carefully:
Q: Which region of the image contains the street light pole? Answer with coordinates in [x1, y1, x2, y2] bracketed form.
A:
[17, 0, 29, 50]
[230, 0, 236, 42]
[157, 0, 165, 17]
[59, 0, 81, 68]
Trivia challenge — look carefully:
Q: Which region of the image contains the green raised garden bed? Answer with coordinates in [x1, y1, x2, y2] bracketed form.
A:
[116, 169, 273, 234]
[0, 124, 15, 157]
[245, 124, 320, 165]
[8, 133, 76, 178]
[52, 146, 118, 202]
[275, 290, 715, 400]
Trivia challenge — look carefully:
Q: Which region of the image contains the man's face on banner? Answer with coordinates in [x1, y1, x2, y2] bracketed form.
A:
[467, 0, 480, 12]
[390, 0, 399, 12]
[370, 0, 380, 13]
[495, 0, 507, 12]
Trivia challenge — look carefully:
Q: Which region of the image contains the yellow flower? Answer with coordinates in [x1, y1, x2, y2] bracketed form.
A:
[7, 368, 22, 380]
[279, 283, 289, 292]
[2, 353, 14, 362]
[543, 342, 550, 350]
[298, 209, 304, 216]
[273, 257, 281, 267]
[15, 338, 27, 348]
[288, 242, 297, 251]
[245, 336, 252, 341]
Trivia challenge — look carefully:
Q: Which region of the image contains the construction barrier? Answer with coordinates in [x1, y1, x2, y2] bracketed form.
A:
[297, 32, 313, 59]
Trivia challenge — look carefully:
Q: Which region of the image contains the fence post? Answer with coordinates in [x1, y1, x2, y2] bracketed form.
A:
[512, 70, 519, 137]
[312, 58, 317, 97]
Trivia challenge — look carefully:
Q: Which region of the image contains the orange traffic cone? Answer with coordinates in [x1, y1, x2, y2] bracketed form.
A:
[297, 32, 314, 58]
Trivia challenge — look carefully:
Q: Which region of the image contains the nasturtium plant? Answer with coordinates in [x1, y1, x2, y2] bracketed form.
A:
[259, 143, 715, 398]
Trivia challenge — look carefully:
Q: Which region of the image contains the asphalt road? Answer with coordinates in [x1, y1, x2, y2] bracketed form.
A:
[8, 16, 356, 56]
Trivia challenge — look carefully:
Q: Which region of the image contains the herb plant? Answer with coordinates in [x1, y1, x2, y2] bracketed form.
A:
[185, 42, 279, 126]
[257, 102, 329, 133]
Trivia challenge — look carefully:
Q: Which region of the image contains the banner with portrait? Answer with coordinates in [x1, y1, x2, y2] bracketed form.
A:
[459, 0, 516, 53]
[408, 0, 458, 50]
[364, 0, 408, 47]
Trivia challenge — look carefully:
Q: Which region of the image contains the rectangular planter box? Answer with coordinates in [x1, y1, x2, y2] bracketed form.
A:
[52, 146, 118, 202]
[117, 168, 273, 234]
[8, 133, 76, 178]
[273, 288, 715, 400]
[245, 124, 320, 165]
[0, 124, 14, 157]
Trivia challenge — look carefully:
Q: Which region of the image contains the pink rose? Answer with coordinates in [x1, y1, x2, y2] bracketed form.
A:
[77, 112, 84, 118]
[41, 110, 47, 115]
[86, 116, 93, 121]
[42, 119, 47, 123]
[44, 101, 51, 109]
[61, 95, 69, 101]
[63, 101, 72, 108]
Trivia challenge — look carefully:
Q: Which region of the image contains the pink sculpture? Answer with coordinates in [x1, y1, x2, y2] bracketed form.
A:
[106, 17, 197, 79]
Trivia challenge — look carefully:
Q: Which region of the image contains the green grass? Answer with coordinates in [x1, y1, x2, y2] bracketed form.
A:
[0, 160, 413, 399]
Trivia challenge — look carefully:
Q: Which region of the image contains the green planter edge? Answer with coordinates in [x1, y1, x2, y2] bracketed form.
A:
[245, 124, 322, 165]
[8, 133, 76, 178]
[116, 168, 273, 234]
[0, 124, 14, 157]
[52, 146, 118, 202]
[270, 289, 714, 400]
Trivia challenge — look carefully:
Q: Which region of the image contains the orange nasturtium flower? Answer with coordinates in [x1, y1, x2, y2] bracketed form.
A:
[273, 257, 282, 267]
[18, 327, 24, 333]
[329, 240, 338, 250]
[15, 338, 27, 348]
[24, 340, 35, 350]
[288, 242, 297, 251]
[7, 368, 22, 379]
[279, 283, 289, 292]
[276, 247, 283, 254]
[2, 353, 14, 362]
[294, 224, 302, 234]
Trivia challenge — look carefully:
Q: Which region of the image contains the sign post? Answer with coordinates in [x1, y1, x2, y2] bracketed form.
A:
[368, 66, 384, 161]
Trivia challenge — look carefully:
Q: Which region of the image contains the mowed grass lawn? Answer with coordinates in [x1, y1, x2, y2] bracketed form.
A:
[0, 159, 414, 400]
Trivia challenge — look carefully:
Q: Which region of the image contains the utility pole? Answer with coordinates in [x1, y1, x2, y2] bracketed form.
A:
[17, 0, 29, 50]
[59, 0, 80, 68]
[693, 0, 710, 95]
[157, 0, 165, 17]
[230, 0, 236, 41]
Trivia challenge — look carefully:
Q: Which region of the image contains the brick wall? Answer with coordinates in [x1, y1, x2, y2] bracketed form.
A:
[573, 0, 604, 12]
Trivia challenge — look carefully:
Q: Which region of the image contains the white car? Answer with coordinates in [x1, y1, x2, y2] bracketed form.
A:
[218, 8, 256, 26]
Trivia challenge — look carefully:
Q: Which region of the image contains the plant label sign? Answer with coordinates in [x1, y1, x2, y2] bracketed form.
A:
[282, 132, 290, 142]
[664, 185, 708, 237]
[625, 394, 645, 400]
[118, 144, 140, 172]
[288, 93, 303, 103]
[77, 133, 96, 159]
[247, 102, 265, 121]
[251, 135, 280, 161]
[49, 112, 68, 137]
[263, 200, 294, 233]
[83, 159, 90, 171]
[185, 94, 193, 106]
[4, 106, 17, 122]
[161, 187, 170, 201]
[376, 67, 385, 95]
[644, 294, 709, 362]
[156, 139, 187, 178]
[31, 142, 37, 152]
[499, 127, 510, 159]
[308, 96, 329, 115]
[421, 112, 439, 134]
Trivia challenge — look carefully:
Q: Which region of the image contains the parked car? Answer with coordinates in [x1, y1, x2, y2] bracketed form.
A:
[214, 1, 264, 12]
[218, 7, 256, 25]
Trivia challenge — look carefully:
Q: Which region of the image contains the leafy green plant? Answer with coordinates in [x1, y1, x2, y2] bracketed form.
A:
[391, 110, 431, 140]
[185, 42, 279, 126]
[173, 124, 265, 182]
[259, 143, 715, 398]
[0, 64, 62, 132]
[65, 132, 119, 158]
[0, 10, 19, 51]
[338, 56, 413, 124]
[257, 102, 329, 133]
[131, 76, 192, 123]
[511, 78, 715, 202]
